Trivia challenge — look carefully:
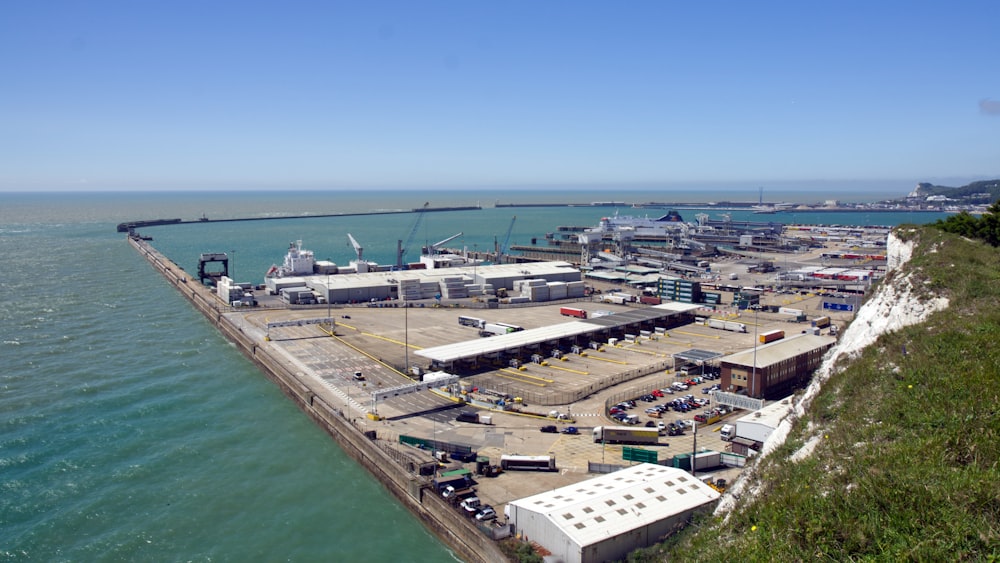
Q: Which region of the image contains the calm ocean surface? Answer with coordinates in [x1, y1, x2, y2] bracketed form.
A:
[0, 189, 947, 561]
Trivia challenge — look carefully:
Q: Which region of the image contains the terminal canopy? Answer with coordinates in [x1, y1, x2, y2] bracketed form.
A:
[672, 349, 724, 366]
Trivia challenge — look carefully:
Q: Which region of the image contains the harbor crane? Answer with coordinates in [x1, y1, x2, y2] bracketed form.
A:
[425, 232, 462, 255]
[396, 202, 429, 269]
[348, 233, 363, 262]
[495, 215, 517, 263]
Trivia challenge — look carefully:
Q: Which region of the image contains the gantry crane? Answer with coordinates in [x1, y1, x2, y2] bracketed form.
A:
[396, 202, 429, 269]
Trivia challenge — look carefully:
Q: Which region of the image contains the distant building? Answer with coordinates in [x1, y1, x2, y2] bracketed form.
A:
[719, 333, 836, 399]
[505, 463, 720, 563]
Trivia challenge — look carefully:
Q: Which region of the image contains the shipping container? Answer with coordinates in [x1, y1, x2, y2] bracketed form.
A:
[559, 307, 588, 319]
[759, 329, 785, 344]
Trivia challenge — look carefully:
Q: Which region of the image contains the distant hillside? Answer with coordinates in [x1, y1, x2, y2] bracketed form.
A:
[633, 225, 1000, 562]
[907, 179, 1000, 203]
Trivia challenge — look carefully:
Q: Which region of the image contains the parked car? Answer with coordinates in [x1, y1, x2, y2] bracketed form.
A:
[475, 506, 497, 522]
[540, 425, 558, 433]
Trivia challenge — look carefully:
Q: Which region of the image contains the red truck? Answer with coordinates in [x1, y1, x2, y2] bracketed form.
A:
[560, 307, 587, 319]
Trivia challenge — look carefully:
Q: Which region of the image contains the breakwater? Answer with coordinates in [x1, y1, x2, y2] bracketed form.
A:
[117, 205, 481, 232]
[127, 235, 506, 563]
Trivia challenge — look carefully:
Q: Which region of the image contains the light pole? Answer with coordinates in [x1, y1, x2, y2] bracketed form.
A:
[404, 303, 409, 376]
[751, 305, 760, 398]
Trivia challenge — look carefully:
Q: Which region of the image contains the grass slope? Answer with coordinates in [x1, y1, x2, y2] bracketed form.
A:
[638, 226, 1000, 561]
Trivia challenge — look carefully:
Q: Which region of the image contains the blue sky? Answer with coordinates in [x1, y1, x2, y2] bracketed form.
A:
[2, 1, 998, 192]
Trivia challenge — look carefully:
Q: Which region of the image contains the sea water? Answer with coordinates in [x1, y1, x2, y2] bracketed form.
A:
[0, 189, 946, 561]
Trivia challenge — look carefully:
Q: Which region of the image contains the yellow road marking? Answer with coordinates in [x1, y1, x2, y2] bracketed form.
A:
[495, 372, 547, 387]
[673, 330, 720, 339]
[499, 369, 554, 383]
[583, 355, 629, 365]
[539, 364, 589, 375]
[360, 331, 423, 349]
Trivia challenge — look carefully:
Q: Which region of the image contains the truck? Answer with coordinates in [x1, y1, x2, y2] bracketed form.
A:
[719, 424, 735, 441]
[480, 322, 517, 336]
[706, 319, 748, 333]
[455, 411, 492, 425]
[811, 316, 831, 328]
[673, 451, 722, 471]
[432, 474, 473, 494]
[759, 329, 785, 344]
[639, 295, 662, 305]
[592, 425, 659, 445]
[559, 306, 588, 319]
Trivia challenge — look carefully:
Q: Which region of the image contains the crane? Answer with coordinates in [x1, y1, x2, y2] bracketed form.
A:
[425, 232, 463, 255]
[397, 202, 429, 269]
[347, 233, 363, 262]
[497, 215, 517, 262]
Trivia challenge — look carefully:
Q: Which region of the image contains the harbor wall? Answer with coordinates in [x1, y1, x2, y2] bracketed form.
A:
[128, 236, 507, 563]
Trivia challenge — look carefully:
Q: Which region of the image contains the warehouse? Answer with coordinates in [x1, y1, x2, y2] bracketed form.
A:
[719, 333, 836, 399]
[504, 463, 720, 563]
[301, 261, 583, 304]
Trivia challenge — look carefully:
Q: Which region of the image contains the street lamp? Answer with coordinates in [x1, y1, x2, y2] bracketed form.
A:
[751, 305, 760, 398]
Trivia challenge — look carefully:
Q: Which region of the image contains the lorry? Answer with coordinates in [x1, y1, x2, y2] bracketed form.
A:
[672, 451, 722, 471]
[480, 322, 517, 337]
[639, 295, 662, 305]
[432, 474, 473, 494]
[442, 483, 476, 501]
[706, 318, 748, 333]
[719, 424, 735, 441]
[592, 425, 659, 445]
[811, 316, 831, 328]
[455, 411, 493, 425]
[759, 329, 785, 344]
[559, 306, 588, 319]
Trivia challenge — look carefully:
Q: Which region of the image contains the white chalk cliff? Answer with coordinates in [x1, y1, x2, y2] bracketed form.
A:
[716, 228, 949, 515]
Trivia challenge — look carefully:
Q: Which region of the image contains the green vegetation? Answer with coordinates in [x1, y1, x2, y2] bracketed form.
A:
[934, 201, 1000, 247]
[648, 226, 1000, 561]
[913, 179, 1000, 203]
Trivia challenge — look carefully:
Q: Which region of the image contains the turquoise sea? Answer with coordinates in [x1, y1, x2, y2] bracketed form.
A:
[0, 189, 948, 561]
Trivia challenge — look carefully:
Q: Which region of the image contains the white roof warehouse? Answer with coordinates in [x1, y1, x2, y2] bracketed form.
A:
[504, 463, 720, 563]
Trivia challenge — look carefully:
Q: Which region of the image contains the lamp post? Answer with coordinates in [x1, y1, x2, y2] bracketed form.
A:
[751, 305, 760, 398]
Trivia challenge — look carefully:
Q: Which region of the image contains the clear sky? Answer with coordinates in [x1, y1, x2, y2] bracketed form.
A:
[2, 1, 998, 192]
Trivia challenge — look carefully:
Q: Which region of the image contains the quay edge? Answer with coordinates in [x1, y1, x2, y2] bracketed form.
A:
[127, 235, 507, 563]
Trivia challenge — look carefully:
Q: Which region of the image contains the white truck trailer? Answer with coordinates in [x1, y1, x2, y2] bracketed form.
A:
[592, 426, 659, 444]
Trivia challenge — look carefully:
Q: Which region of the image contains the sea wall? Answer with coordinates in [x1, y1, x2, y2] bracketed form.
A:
[128, 237, 507, 563]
